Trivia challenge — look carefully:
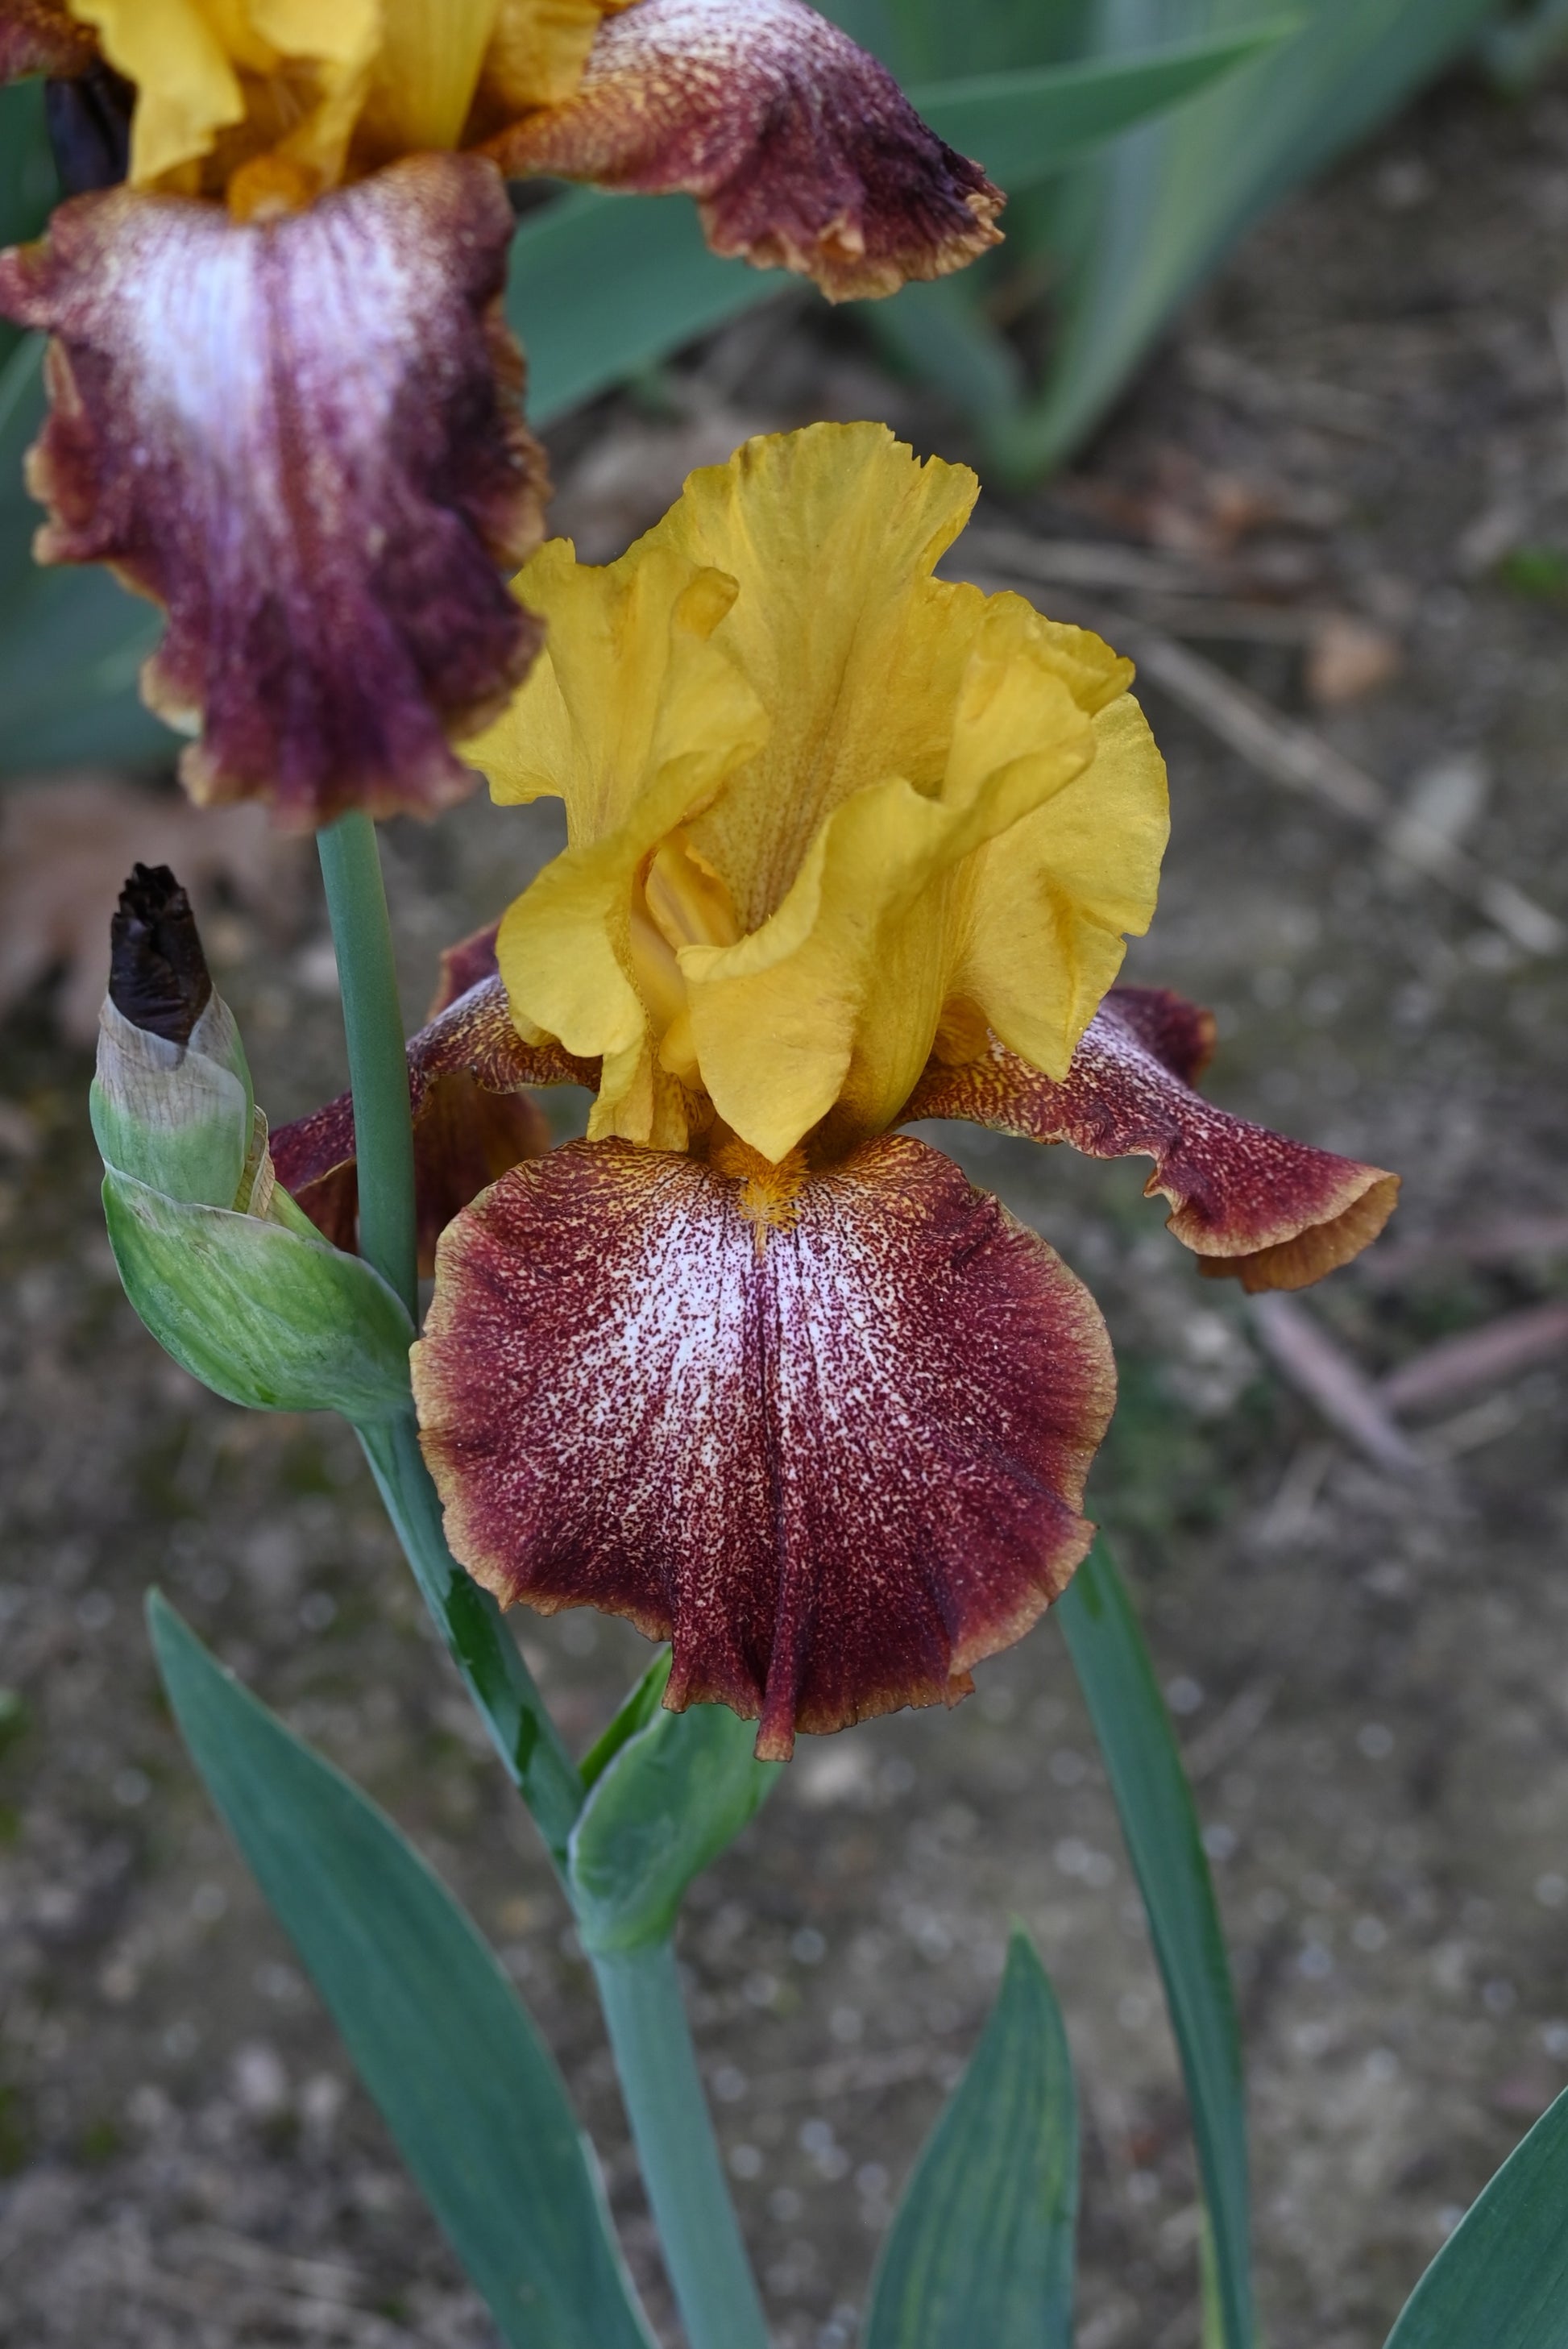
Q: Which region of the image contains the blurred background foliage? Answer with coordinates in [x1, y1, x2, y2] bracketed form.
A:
[1, 0, 1564, 777]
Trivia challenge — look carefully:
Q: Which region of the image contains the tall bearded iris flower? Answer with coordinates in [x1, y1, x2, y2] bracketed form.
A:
[0, 2, 1001, 828]
[274, 424, 1399, 1760]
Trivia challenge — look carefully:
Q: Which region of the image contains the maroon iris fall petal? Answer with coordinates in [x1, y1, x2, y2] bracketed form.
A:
[487, 0, 1003, 301]
[270, 967, 588, 1272]
[412, 1133, 1116, 1760]
[426, 918, 508, 1018]
[273, 1070, 553, 1271]
[902, 985, 1399, 1293]
[0, 152, 549, 830]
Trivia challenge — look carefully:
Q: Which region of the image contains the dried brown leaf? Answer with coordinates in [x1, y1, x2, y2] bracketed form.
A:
[1305, 613, 1402, 706]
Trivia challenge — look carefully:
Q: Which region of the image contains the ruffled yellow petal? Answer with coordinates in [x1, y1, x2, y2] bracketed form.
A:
[954, 691, 1170, 1082]
[649, 421, 979, 931]
[477, 424, 1168, 1163]
[472, 537, 754, 840]
[680, 593, 1104, 1160]
[74, 0, 380, 191]
[480, 538, 769, 1148]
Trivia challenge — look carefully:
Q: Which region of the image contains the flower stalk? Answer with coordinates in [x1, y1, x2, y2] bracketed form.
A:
[356, 1408, 584, 1874]
[317, 807, 765, 2347]
[317, 816, 579, 1844]
[591, 1943, 773, 2349]
[317, 812, 420, 1322]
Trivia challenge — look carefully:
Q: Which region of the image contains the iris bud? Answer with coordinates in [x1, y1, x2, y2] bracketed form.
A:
[90, 865, 255, 1210]
[93, 865, 415, 1422]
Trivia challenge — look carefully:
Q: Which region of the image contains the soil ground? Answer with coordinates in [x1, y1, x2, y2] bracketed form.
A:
[3, 57, 1568, 2349]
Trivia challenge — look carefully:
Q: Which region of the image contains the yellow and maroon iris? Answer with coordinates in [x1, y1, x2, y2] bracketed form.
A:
[0, 0, 1002, 827]
[270, 424, 1396, 1759]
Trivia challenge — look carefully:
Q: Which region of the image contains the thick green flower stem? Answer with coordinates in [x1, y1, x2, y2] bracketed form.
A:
[315, 816, 583, 1866]
[317, 813, 419, 1322]
[593, 1942, 772, 2349]
[358, 1409, 583, 1874]
[318, 814, 765, 2347]
[356, 1462, 765, 2349]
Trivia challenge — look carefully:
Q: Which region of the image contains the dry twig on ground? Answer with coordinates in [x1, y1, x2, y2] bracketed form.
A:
[1247, 1293, 1426, 1478]
[1379, 1299, 1568, 1417]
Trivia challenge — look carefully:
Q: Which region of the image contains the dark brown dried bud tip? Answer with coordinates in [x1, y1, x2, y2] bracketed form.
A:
[110, 865, 213, 1045]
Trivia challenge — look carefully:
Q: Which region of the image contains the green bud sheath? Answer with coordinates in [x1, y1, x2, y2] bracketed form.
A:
[91, 994, 254, 1206]
[102, 1171, 415, 1419]
[568, 1695, 780, 1956]
[93, 865, 415, 1422]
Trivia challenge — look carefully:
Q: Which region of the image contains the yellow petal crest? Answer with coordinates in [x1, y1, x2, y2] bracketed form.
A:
[475, 424, 1170, 1162]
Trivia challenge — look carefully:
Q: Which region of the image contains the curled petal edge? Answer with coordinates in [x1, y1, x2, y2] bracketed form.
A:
[487, 0, 1003, 302]
[413, 1134, 1115, 1758]
[902, 985, 1398, 1293]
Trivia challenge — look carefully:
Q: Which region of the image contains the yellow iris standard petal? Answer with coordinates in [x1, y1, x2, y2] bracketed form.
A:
[475, 423, 1169, 1162]
[679, 591, 1110, 1160]
[363, 0, 500, 157]
[955, 691, 1171, 1084]
[476, 538, 769, 1150]
[648, 421, 980, 932]
[73, 0, 247, 185]
[74, 0, 380, 190]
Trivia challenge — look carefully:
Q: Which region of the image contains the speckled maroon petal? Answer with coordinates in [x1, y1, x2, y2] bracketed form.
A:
[1, 2, 97, 81]
[276, 1073, 553, 1273]
[0, 155, 548, 829]
[272, 969, 592, 1271]
[413, 1134, 1114, 1759]
[487, 0, 1003, 302]
[902, 985, 1398, 1293]
[427, 918, 505, 1019]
